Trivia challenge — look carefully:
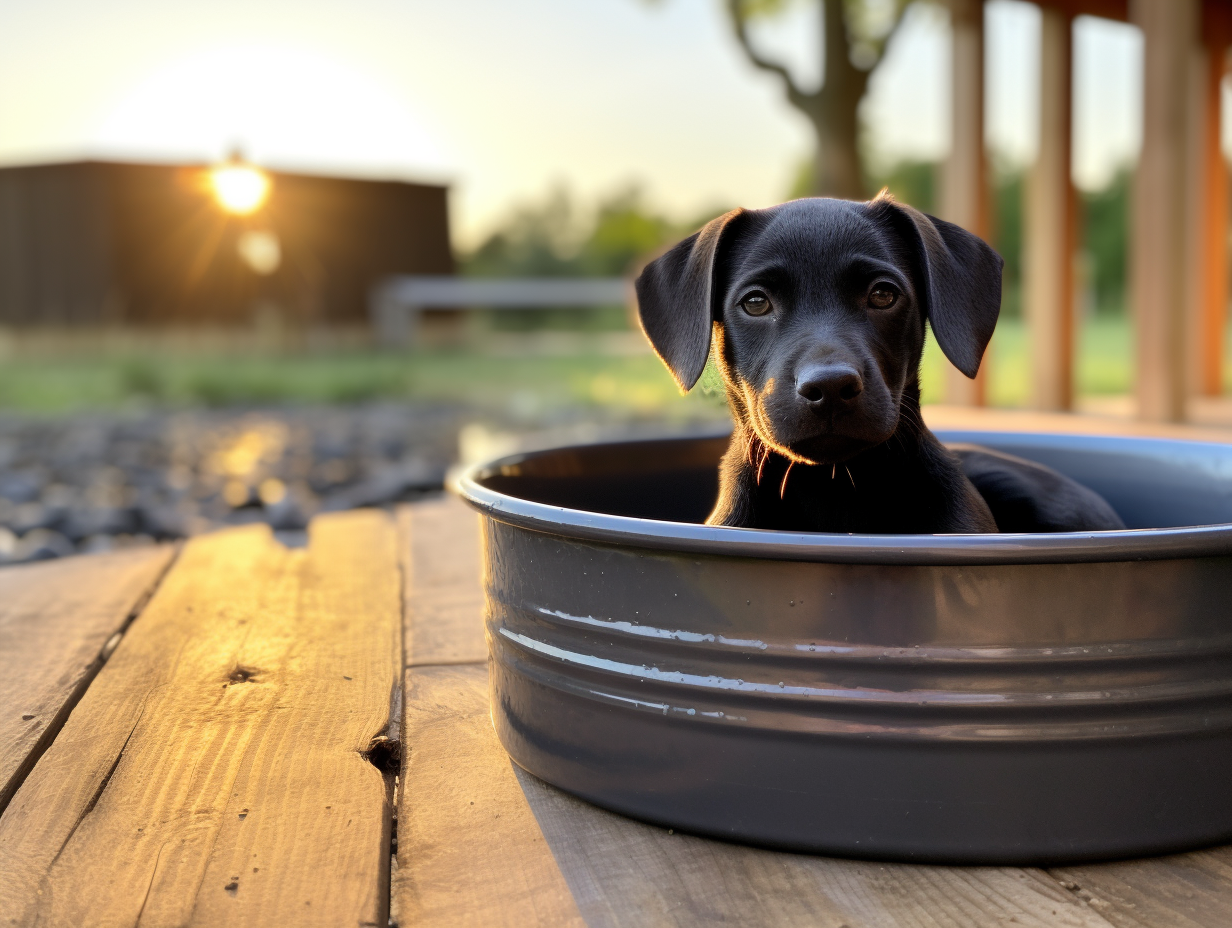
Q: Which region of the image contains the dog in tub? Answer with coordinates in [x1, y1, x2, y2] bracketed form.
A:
[633, 194, 1124, 534]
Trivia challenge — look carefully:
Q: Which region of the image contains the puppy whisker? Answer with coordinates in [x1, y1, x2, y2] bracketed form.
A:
[780, 461, 794, 500]
[743, 427, 765, 481]
[845, 465, 855, 487]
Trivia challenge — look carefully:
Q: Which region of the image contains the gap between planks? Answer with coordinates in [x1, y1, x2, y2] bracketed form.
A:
[395, 497, 584, 928]
[405, 659, 487, 669]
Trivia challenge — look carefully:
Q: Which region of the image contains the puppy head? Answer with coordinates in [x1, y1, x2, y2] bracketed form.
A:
[635, 194, 1003, 465]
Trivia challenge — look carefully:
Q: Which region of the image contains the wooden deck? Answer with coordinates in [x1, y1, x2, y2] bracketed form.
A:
[4, 415, 1232, 926]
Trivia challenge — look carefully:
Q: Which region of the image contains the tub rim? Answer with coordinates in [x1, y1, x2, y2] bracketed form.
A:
[454, 428, 1232, 566]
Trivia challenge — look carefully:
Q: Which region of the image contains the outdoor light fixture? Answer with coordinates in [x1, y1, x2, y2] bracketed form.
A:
[209, 155, 270, 215]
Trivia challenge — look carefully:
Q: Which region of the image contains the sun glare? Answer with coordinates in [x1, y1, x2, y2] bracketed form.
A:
[210, 163, 270, 214]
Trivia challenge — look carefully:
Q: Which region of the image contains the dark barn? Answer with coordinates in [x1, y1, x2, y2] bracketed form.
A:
[0, 159, 453, 327]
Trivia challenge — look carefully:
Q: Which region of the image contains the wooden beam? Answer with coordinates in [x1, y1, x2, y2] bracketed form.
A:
[1033, 0, 1128, 21]
[0, 513, 402, 927]
[940, 0, 991, 406]
[1131, 0, 1199, 422]
[1025, 5, 1077, 411]
[1197, 33, 1231, 395]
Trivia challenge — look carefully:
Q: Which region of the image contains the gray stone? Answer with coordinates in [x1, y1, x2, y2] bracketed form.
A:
[0, 402, 480, 562]
[15, 529, 75, 562]
[7, 503, 57, 535]
[62, 507, 139, 541]
[266, 495, 311, 531]
[0, 470, 45, 504]
[139, 505, 191, 539]
[328, 458, 445, 509]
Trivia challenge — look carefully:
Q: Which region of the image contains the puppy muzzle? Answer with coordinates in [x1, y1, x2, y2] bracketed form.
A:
[752, 364, 898, 464]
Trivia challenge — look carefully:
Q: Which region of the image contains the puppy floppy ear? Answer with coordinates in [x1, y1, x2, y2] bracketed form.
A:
[868, 194, 1003, 379]
[634, 208, 746, 391]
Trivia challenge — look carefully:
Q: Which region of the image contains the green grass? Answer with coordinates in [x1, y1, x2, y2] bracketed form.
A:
[0, 344, 728, 420]
[0, 315, 1212, 417]
[921, 315, 1138, 407]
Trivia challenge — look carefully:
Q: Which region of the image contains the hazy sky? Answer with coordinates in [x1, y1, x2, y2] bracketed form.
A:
[0, 0, 1154, 247]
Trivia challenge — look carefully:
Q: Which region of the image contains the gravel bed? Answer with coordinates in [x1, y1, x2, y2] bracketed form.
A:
[0, 403, 466, 565]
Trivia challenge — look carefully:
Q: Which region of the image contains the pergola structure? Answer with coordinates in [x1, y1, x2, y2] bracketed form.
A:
[939, 0, 1232, 422]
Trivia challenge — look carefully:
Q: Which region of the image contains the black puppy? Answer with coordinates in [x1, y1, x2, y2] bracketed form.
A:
[635, 194, 1124, 534]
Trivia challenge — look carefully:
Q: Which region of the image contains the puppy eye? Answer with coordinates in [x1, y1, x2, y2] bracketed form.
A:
[868, 284, 899, 309]
[739, 291, 772, 316]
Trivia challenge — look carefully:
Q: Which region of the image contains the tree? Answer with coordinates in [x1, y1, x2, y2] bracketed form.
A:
[463, 185, 679, 279]
[725, 0, 912, 199]
[1081, 172, 1130, 316]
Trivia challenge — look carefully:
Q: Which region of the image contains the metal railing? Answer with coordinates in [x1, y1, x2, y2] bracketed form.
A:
[370, 275, 632, 347]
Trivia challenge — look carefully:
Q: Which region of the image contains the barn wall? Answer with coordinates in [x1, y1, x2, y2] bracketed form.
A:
[0, 160, 452, 326]
[0, 163, 114, 324]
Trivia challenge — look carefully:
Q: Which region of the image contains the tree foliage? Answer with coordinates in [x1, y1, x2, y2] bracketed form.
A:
[463, 187, 670, 278]
[1082, 172, 1129, 314]
[461, 187, 728, 331]
[464, 186, 723, 279]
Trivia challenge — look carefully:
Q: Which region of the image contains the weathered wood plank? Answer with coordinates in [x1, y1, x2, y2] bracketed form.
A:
[400, 496, 486, 666]
[393, 662, 1116, 928]
[1195, 31, 1230, 397]
[1051, 848, 1232, 928]
[0, 546, 175, 814]
[394, 663, 585, 928]
[922, 404, 1232, 442]
[514, 730, 1124, 928]
[394, 495, 581, 926]
[0, 511, 402, 928]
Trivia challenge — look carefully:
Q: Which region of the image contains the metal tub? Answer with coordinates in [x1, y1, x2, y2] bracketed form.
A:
[456, 430, 1232, 864]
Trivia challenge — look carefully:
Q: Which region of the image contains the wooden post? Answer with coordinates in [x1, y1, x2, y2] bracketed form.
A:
[1130, 0, 1198, 422]
[1197, 30, 1230, 396]
[939, 0, 990, 406]
[1024, 6, 1075, 411]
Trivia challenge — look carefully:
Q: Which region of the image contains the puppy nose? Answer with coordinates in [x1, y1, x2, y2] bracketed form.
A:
[796, 365, 863, 405]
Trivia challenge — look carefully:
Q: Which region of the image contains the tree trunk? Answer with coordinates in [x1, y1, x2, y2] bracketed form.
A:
[806, 0, 868, 199]
[804, 87, 865, 199]
[727, 0, 887, 201]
